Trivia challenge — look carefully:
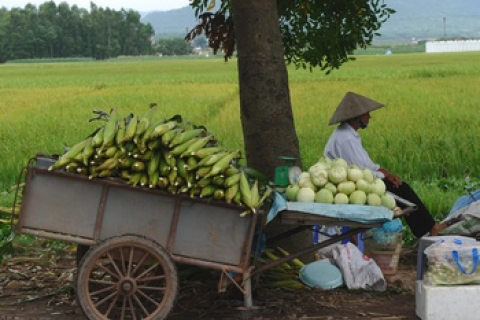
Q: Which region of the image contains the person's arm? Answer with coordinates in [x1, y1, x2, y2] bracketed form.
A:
[378, 167, 402, 187]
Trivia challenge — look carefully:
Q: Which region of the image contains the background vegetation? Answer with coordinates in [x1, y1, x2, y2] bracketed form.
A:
[0, 2, 154, 62]
[1, 52, 479, 245]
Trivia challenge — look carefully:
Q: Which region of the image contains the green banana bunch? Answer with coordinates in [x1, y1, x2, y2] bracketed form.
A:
[48, 107, 276, 214]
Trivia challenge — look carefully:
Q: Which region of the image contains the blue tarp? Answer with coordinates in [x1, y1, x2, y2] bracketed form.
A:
[267, 192, 394, 224]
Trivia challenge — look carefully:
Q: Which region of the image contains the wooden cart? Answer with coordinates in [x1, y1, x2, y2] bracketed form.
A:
[12, 155, 407, 320]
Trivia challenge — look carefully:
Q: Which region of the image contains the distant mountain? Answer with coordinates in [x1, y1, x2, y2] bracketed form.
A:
[141, 0, 480, 40]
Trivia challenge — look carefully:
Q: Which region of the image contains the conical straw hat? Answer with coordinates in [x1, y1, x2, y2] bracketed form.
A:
[328, 92, 385, 125]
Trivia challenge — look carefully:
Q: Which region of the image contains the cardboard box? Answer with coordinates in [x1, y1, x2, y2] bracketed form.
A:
[415, 280, 480, 320]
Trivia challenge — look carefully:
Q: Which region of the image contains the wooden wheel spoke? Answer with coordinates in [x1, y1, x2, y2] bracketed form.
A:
[104, 293, 120, 318]
[89, 279, 116, 286]
[128, 296, 138, 320]
[95, 260, 120, 279]
[120, 295, 127, 320]
[119, 246, 127, 275]
[136, 288, 162, 306]
[137, 285, 166, 292]
[107, 252, 125, 278]
[127, 247, 134, 277]
[133, 292, 150, 317]
[136, 274, 166, 282]
[135, 261, 161, 281]
[131, 250, 151, 276]
[94, 290, 118, 308]
[90, 283, 116, 296]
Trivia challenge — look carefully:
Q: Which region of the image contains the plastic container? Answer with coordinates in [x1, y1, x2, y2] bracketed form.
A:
[364, 232, 403, 276]
[299, 260, 343, 289]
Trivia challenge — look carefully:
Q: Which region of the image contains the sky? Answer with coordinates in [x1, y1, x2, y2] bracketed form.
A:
[1, 0, 191, 12]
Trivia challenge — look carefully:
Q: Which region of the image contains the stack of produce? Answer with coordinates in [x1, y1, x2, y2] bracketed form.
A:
[48, 106, 272, 216]
[261, 247, 309, 289]
[284, 156, 396, 210]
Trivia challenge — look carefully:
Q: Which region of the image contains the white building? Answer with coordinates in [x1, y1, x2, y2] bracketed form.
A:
[426, 40, 480, 53]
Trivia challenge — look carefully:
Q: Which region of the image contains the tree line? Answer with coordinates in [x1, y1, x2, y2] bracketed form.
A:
[0, 2, 170, 63]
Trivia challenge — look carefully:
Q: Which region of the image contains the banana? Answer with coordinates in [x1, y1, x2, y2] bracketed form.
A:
[264, 250, 292, 270]
[176, 158, 188, 180]
[192, 151, 228, 169]
[249, 180, 260, 213]
[161, 128, 181, 147]
[212, 175, 225, 187]
[139, 173, 149, 186]
[223, 165, 241, 176]
[118, 157, 135, 169]
[49, 138, 91, 171]
[82, 139, 95, 166]
[225, 183, 239, 204]
[185, 156, 198, 170]
[101, 108, 118, 149]
[65, 162, 79, 173]
[276, 247, 305, 269]
[127, 172, 142, 186]
[148, 153, 161, 176]
[192, 146, 224, 158]
[158, 177, 169, 189]
[195, 166, 211, 179]
[133, 150, 153, 161]
[123, 115, 138, 142]
[115, 118, 126, 146]
[180, 135, 213, 157]
[196, 176, 212, 188]
[105, 145, 118, 158]
[131, 160, 146, 172]
[213, 188, 225, 200]
[168, 166, 178, 185]
[224, 173, 241, 188]
[141, 119, 166, 142]
[189, 186, 201, 198]
[158, 156, 171, 177]
[200, 185, 217, 198]
[169, 128, 205, 148]
[147, 139, 162, 151]
[136, 104, 158, 137]
[170, 138, 199, 157]
[204, 150, 240, 178]
[91, 126, 105, 148]
[150, 120, 178, 139]
[148, 170, 160, 188]
[239, 171, 252, 207]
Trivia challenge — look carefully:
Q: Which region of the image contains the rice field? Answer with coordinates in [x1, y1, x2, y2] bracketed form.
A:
[1, 52, 479, 231]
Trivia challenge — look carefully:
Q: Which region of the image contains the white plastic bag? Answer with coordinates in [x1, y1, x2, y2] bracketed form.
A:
[323, 242, 386, 291]
[424, 238, 480, 285]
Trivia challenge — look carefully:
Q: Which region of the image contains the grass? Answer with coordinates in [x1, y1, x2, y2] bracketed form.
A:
[1, 52, 480, 245]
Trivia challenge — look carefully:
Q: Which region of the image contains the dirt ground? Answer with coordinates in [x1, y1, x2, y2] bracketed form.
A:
[0, 241, 421, 320]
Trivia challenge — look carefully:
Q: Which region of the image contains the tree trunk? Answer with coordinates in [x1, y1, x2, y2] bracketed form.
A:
[231, 0, 314, 262]
[230, 0, 302, 179]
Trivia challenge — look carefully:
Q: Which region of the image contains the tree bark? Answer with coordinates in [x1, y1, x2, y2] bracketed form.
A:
[230, 0, 302, 179]
[231, 0, 313, 261]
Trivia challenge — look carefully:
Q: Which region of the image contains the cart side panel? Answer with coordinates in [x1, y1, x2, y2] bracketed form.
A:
[19, 171, 100, 238]
[173, 202, 252, 265]
[99, 187, 174, 246]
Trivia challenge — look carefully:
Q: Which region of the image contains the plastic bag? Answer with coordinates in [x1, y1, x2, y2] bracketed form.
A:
[323, 242, 386, 291]
[424, 238, 480, 285]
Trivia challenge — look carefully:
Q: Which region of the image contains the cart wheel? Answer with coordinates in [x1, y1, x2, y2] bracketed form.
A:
[76, 235, 178, 320]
